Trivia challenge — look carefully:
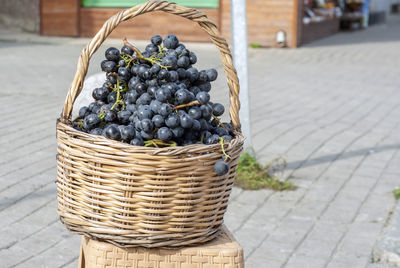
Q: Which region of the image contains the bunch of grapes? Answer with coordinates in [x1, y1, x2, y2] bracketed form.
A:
[74, 35, 233, 175]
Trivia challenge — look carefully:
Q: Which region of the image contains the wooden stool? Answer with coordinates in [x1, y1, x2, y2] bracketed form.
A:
[78, 225, 244, 268]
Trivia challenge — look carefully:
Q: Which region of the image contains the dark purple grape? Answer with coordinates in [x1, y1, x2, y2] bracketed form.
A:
[198, 82, 211, 92]
[196, 92, 210, 105]
[125, 104, 136, 113]
[137, 105, 153, 120]
[165, 113, 180, 128]
[151, 35, 163, 46]
[118, 67, 131, 82]
[214, 161, 229, 175]
[130, 136, 144, 146]
[128, 76, 140, 90]
[141, 118, 154, 132]
[171, 127, 184, 138]
[150, 100, 161, 114]
[102, 61, 117, 72]
[159, 103, 172, 117]
[152, 114, 165, 128]
[104, 110, 117, 122]
[157, 127, 173, 141]
[206, 134, 219, 144]
[150, 64, 161, 74]
[107, 92, 118, 104]
[177, 56, 190, 68]
[164, 35, 179, 49]
[121, 45, 134, 55]
[141, 130, 154, 140]
[134, 83, 148, 95]
[192, 119, 201, 131]
[92, 87, 109, 101]
[155, 87, 171, 103]
[158, 69, 170, 80]
[146, 44, 159, 54]
[104, 125, 121, 140]
[161, 56, 177, 69]
[186, 67, 199, 82]
[118, 59, 126, 67]
[206, 69, 218, 81]
[175, 44, 186, 55]
[121, 125, 135, 141]
[118, 110, 132, 124]
[180, 114, 194, 129]
[222, 135, 233, 142]
[105, 47, 120, 62]
[198, 70, 208, 82]
[168, 71, 179, 82]
[125, 90, 138, 104]
[212, 103, 225, 116]
[137, 93, 152, 105]
[188, 106, 202, 120]
[175, 89, 190, 105]
[215, 127, 229, 136]
[79, 106, 90, 118]
[89, 128, 102, 135]
[189, 51, 197, 64]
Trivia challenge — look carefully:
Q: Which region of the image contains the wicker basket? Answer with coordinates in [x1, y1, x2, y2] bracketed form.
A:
[56, 0, 244, 248]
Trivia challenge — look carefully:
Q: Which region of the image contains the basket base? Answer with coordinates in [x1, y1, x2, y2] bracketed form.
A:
[79, 225, 244, 268]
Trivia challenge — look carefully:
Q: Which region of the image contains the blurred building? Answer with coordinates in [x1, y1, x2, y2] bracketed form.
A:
[0, 0, 399, 47]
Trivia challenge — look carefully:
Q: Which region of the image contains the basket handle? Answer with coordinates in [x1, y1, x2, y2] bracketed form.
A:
[60, 0, 241, 130]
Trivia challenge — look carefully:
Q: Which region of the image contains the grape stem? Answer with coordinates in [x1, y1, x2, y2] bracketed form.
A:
[123, 38, 170, 69]
[219, 137, 231, 162]
[144, 139, 177, 147]
[171, 100, 200, 110]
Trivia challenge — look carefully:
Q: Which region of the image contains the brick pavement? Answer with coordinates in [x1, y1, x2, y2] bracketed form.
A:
[0, 15, 400, 267]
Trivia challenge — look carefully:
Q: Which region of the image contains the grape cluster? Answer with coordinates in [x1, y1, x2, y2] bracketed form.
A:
[74, 35, 233, 175]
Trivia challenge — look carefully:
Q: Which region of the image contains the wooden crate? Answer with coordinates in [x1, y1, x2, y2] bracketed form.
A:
[79, 225, 244, 268]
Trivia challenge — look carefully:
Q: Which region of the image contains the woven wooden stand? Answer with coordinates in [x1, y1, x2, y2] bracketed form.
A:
[78, 225, 244, 268]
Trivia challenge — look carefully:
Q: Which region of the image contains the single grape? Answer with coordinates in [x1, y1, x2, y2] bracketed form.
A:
[196, 92, 210, 105]
[130, 136, 144, 146]
[165, 113, 180, 128]
[188, 106, 202, 120]
[163, 35, 179, 49]
[118, 59, 126, 67]
[118, 110, 132, 124]
[79, 106, 90, 118]
[102, 61, 117, 73]
[192, 119, 201, 131]
[155, 87, 171, 103]
[158, 69, 170, 80]
[146, 43, 159, 54]
[141, 118, 154, 132]
[171, 126, 184, 138]
[104, 110, 117, 122]
[214, 161, 229, 175]
[104, 124, 121, 140]
[175, 89, 190, 105]
[206, 68, 218, 81]
[189, 51, 197, 64]
[121, 45, 134, 55]
[215, 127, 229, 136]
[137, 105, 153, 120]
[121, 125, 135, 141]
[152, 114, 165, 128]
[180, 114, 194, 129]
[128, 76, 140, 90]
[212, 103, 225, 116]
[134, 83, 148, 95]
[118, 67, 131, 82]
[198, 82, 211, 92]
[141, 130, 154, 140]
[92, 87, 109, 101]
[198, 70, 209, 82]
[168, 71, 179, 82]
[159, 103, 172, 117]
[105, 47, 120, 62]
[205, 134, 219, 144]
[157, 127, 173, 141]
[89, 128, 103, 135]
[186, 67, 199, 82]
[150, 64, 161, 74]
[107, 91, 118, 104]
[177, 56, 190, 68]
[151, 35, 163, 46]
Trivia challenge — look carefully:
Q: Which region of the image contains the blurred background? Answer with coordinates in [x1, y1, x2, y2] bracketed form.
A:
[1, 0, 399, 47]
[1, 1, 400, 268]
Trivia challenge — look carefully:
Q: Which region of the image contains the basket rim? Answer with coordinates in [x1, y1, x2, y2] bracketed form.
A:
[57, 119, 245, 155]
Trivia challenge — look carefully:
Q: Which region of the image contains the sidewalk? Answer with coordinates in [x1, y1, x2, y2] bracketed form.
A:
[0, 16, 399, 267]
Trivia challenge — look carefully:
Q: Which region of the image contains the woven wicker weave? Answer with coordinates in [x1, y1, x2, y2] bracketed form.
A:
[79, 225, 244, 268]
[56, 0, 244, 248]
